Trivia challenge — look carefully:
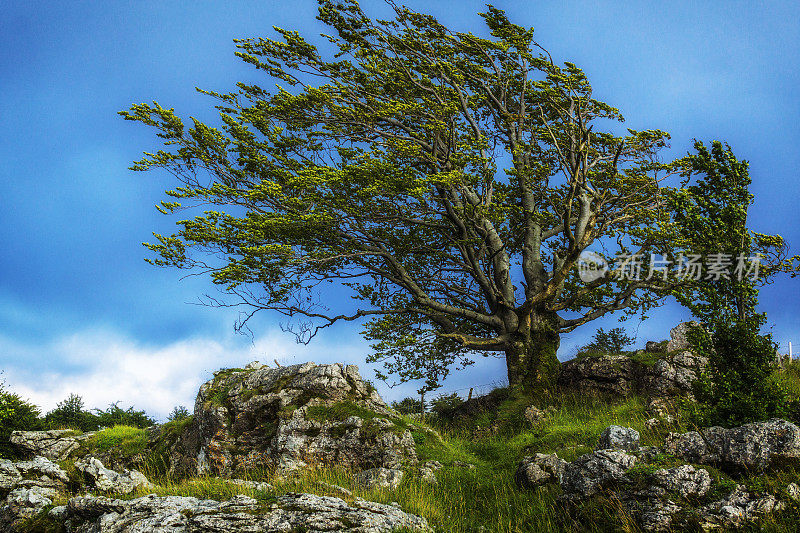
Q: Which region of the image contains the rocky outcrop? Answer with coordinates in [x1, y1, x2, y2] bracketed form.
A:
[156, 362, 417, 477]
[515, 453, 566, 488]
[10, 429, 92, 461]
[663, 418, 800, 473]
[355, 467, 405, 490]
[665, 321, 702, 352]
[559, 322, 708, 398]
[60, 492, 431, 532]
[75, 456, 150, 494]
[0, 456, 69, 531]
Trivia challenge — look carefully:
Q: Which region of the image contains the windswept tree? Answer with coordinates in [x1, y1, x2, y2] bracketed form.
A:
[120, 1, 787, 391]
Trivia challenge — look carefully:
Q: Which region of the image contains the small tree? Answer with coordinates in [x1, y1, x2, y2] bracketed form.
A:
[584, 327, 634, 354]
[0, 380, 41, 458]
[167, 405, 191, 422]
[429, 392, 464, 418]
[44, 394, 98, 431]
[94, 402, 156, 429]
[687, 318, 787, 427]
[390, 397, 425, 416]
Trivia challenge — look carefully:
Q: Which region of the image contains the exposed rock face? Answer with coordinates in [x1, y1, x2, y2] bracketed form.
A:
[161, 362, 417, 477]
[419, 461, 443, 484]
[665, 321, 702, 352]
[560, 450, 637, 500]
[559, 350, 707, 398]
[10, 429, 91, 461]
[0, 456, 69, 531]
[61, 492, 431, 532]
[515, 453, 566, 488]
[75, 456, 150, 494]
[663, 419, 800, 473]
[596, 426, 640, 451]
[559, 355, 637, 396]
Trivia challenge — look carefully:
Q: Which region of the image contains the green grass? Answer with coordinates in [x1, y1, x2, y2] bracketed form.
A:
[84, 425, 148, 456]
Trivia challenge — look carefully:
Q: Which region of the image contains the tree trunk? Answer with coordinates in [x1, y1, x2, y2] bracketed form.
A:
[505, 312, 561, 392]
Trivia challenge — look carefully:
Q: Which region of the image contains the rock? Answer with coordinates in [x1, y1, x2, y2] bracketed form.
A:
[228, 478, 273, 492]
[645, 341, 666, 353]
[419, 461, 442, 484]
[596, 426, 640, 451]
[644, 350, 708, 396]
[788, 482, 800, 501]
[452, 460, 476, 470]
[698, 484, 785, 530]
[0, 456, 68, 491]
[75, 456, 150, 494]
[515, 453, 566, 488]
[646, 418, 660, 429]
[9, 429, 91, 461]
[560, 450, 637, 500]
[0, 486, 60, 530]
[61, 492, 431, 532]
[558, 355, 637, 396]
[663, 419, 800, 473]
[316, 481, 352, 497]
[665, 321, 702, 352]
[154, 362, 417, 477]
[355, 467, 405, 490]
[523, 405, 556, 425]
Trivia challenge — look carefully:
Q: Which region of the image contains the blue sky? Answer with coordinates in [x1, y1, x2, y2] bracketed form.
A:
[1, 1, 798, 419]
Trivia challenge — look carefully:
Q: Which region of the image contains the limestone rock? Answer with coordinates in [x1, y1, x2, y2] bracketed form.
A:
[523, 405, 556, 425]
[665, 321, 702, 352]
[0, 486, 60, 530]
[560, 450, 637, 500]
[596, 426, 640, 451]
[698, 485, 785, 529]
[62, 492, 431, 532]
[155, 362, 417, 477]
[419, 461, 442, 484]
[515, 453, 566, 488]
[228, 478, 273, 492]
[355, 467, 404, 490]
[558, 355, 636, 396]
[0, 456, 68, 491]
[787, 482, 800, 501]
[9, 429, 91, 461]
[663, 419, 800, 473]
[75, 456, 150, 494]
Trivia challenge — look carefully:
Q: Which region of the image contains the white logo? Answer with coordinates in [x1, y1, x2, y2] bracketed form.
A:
[577, 251, 609, 283]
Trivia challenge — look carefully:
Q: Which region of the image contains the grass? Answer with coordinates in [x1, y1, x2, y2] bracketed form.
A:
[83, 425, 148, 456]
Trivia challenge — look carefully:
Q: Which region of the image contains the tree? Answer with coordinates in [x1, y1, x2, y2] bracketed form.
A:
[585, 327, 634, 354]
[168, 405, 191, 422]
[93, 402, 156, 429]
[120, 1, 781, 391]
[0, 379, 41, 458]
[44, 393, 97, 431]
[390, 397, 425, 415]
[669, 141, 794, 325]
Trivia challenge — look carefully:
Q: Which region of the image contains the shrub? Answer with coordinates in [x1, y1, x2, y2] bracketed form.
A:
[391, 397, 425, 415]
[585, 327, 635, 354]
[0, 381, 41, 458]
[94, 402, 156, 429]
[44, 393, 99, 431]
[167, 405, 191, 422]
[429, 392, 463, 418]
[688, 318, 789, 427]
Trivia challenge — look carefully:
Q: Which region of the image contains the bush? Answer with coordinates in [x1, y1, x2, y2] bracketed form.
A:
[390, 397, 425, 415]
[0, 382, 41, 458]
[94, 402, 156, 429]
[688, 318, 789, 428]
[429, 392, 463, 418]
[586, 327, 635, 354]
[167, 405, 191, 422]
[44, 393, 99, 431]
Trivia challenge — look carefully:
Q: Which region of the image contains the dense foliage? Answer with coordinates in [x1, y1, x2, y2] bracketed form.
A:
[390, 397, 425, 416]
[44, 394, 155, 431]
[168, 405, 191, 422]
[687, 319, 789, 428]
[584, 327, 634, 354]
[0, 381, 41, 458]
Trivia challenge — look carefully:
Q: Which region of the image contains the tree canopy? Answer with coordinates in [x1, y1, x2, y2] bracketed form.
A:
[121, 0, 794, 392]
